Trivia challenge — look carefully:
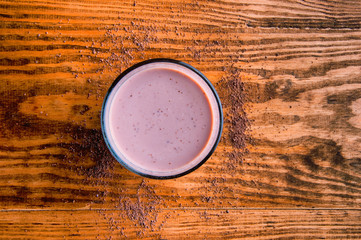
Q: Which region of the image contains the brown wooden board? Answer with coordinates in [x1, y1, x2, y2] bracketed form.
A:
[1, 0, 361, 238]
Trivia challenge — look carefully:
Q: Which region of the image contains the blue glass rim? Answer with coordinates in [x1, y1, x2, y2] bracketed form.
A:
[101, 58, 223, 179]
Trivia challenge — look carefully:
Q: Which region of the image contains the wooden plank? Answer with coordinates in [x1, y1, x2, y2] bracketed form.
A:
[1, 0, 361, 210]
[1, 209, 361, 239]
[1, 0, 361, 238]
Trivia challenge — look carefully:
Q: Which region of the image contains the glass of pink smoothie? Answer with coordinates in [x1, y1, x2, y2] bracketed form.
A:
[101, 59, 223, 179]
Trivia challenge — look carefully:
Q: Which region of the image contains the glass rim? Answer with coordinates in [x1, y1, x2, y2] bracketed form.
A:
[101, 58, 223, 179]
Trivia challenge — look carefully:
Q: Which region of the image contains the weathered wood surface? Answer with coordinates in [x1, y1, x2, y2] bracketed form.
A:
[1, 209, 361, 239]
[1, 0, 361, 238]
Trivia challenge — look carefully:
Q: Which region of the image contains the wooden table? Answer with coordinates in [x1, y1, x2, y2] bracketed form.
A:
[1, 0, 361, 239]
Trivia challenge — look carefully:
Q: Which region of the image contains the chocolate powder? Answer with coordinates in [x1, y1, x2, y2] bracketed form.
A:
[61, 5, 250, 236]
[217, 67, 250, 174]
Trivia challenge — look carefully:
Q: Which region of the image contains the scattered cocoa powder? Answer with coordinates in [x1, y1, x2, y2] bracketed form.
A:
[55, 3, 251, 236]
[59, 17, 166, 238]
[117, 180, 163, 230]
[199, 210, 211, 221]
[94, 180, 163, 238]
[195, 66, 250, 206]
[217, 67, 251, 174]
[62, 126, 164, 236]
[90, 20, 158, 76]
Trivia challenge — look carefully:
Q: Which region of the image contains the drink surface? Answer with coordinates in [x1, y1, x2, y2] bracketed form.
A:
[108, 68, 213, 173]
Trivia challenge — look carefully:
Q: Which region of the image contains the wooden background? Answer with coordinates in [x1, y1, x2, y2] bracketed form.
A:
[1, 0, 361, 239]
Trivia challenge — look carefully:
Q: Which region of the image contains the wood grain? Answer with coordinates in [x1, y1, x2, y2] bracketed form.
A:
[1, 209, 361, 239]
[1, 0, 361, 238]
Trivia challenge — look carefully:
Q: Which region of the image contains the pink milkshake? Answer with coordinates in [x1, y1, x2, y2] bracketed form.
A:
[101, 59, 222, 178]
